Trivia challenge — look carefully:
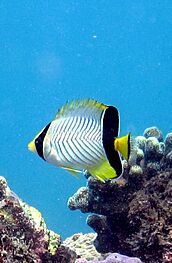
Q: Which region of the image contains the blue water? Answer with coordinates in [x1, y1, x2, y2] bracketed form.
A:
[1, 1, 172, 239]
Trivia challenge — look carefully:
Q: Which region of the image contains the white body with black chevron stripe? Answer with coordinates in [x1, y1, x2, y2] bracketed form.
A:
[43, 113, 106, 171]
[28, 99, 124, 181]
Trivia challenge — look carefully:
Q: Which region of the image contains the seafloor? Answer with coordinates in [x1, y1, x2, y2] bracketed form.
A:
[0, 127, 172, 263]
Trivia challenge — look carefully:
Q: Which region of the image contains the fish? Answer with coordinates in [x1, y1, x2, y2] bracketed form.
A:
[28, 99, 130, 181]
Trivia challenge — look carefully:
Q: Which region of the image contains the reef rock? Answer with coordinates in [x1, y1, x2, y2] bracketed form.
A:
[75, 253, 142, 263]
[91, 253, 142, 263]
[1, 126, 171, 263]
[0, 176, 76, 263]
[63, 233, 106, 261]
[68, 127, 172, 263]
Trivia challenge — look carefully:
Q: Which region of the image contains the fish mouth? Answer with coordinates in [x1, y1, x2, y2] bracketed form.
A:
[28, 140, 36, 153]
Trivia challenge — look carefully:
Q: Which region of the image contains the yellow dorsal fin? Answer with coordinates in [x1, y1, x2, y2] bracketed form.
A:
[114, 133, 130, 161]
[55, 99, 108, 119]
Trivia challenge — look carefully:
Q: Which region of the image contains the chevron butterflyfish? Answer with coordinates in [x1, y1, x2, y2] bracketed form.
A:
[28, 99, 131, 182]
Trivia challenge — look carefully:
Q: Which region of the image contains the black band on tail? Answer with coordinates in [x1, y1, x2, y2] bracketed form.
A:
[35, 123, 51, 160]
[103, 106, 122, 177]
[128, 133, 131, 160]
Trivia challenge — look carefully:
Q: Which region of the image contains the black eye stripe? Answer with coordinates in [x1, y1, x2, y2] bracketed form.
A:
[35, 123, 51, 160]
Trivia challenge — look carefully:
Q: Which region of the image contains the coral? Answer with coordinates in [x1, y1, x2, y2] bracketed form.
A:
[63, 233, 105, 261]
[129, 165, 143, 176]
[165, 133, 172, 154]
[0, 175, 79, 263]
[1, 126, 171, 263]
[163, 251, 172, 263]
[90, 253, 143, 262]
[75, 253, 143, 263]
[143, 126, 163, 142]
[42, 245, 77, 263]
[68, 187, 89, 212]
[68, 127, 172, 263]
[75, 258, 88, 263]
[127, 171, 172, 262]
[164, 133, 172, 168]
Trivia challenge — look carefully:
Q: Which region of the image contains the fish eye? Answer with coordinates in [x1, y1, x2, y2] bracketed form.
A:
[35, 138, 39, 145]
[35, 136, 44, 160]
[35, 138, 41, 150]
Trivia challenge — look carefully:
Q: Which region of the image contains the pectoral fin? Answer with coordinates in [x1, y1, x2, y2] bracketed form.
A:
[61, 166, 82, 178]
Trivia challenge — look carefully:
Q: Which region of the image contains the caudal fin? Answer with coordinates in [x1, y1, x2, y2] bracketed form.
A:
[114, 133, 130, 161]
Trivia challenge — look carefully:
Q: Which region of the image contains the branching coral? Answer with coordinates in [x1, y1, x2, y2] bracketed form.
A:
[68, 127, 172, 263]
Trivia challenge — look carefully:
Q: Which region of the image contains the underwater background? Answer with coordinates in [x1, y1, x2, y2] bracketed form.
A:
[0, 1, 172, 239]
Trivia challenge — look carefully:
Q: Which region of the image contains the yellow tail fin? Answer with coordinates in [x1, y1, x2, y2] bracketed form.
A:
[114, 133, 130, 161]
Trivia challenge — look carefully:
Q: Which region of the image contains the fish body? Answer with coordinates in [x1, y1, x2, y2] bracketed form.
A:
[28, 99, 130, 181]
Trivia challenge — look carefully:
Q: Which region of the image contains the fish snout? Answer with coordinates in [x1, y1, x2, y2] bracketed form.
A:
[28, 140, 36, 153]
